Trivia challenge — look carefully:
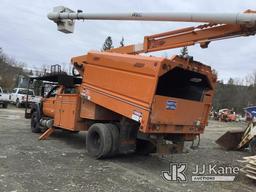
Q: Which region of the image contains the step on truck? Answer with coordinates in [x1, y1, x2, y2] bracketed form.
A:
[26, 7, 256, 158]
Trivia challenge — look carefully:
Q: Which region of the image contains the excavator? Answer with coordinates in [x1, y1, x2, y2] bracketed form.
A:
[27, 6, 256, 159]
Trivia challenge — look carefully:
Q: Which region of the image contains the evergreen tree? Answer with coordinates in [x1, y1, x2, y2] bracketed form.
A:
[227, 78, 234, 85]
[102, 36, 113, 51]
[180, 46, 188, 57]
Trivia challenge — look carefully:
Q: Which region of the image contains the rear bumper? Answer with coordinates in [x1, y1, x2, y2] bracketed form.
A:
[147, 124, 203, 134]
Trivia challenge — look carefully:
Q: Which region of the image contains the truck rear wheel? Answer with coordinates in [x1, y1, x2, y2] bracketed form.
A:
[86, 123, 112, 159]
[105, 123, 119, 157]
[31, 111, 41, 133]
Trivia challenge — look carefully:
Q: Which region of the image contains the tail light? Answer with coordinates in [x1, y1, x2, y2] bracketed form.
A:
[194, 120, 201, 127]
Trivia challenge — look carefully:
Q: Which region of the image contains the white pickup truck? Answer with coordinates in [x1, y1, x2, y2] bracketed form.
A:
[0, 87, 9, 108]
[9, 88, 41, 108]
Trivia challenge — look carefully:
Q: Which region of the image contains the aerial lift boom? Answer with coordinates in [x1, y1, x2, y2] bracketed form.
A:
[48, 6, 256, 54]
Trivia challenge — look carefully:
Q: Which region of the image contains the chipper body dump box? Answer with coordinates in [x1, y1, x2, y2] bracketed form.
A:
[27, 7, 256, 158]
[73, 52, 214, 136]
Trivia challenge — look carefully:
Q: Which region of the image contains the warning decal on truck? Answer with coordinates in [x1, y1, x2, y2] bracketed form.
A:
[166, 100, 177, 110]
[131, 111, 142, 122]
[81, 89, 91, 100]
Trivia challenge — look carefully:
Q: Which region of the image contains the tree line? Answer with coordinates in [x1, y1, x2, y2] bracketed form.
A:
[0, 48, 27, 89]
[213, 76, 256, 113]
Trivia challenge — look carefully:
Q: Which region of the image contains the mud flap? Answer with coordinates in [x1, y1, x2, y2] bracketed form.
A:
[215, 130, 244, 150]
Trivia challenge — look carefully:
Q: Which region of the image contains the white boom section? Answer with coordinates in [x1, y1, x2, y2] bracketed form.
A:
[47, 6, 256, 33]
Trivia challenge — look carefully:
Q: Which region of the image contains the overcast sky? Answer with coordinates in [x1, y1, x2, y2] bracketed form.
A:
[0, 0, 256, 82]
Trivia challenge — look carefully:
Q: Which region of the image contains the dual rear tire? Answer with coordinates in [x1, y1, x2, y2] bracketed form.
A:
[86, 123, 119, 159]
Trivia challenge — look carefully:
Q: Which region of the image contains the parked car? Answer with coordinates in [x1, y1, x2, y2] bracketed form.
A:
[9, 88, 41, 108]
[0, 87, 9, 108]
[218, 108, 237, 122]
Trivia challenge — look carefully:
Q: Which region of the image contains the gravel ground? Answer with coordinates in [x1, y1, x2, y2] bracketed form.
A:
[0, 106, 255, 192]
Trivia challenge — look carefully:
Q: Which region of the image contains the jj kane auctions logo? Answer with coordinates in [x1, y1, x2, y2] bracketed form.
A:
[162, 163, 239, 182]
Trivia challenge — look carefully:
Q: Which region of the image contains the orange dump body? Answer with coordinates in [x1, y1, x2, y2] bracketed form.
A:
[71, 51, 216, 136]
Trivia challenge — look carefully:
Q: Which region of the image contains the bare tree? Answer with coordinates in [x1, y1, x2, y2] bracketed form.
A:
[0, 48, 27, 89]
[120, 37, 124, 47]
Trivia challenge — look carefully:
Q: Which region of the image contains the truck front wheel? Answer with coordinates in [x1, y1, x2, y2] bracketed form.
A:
[3, 102, 8, 108]
[31, 111, 41, 133]
[86, 123, 112, 159]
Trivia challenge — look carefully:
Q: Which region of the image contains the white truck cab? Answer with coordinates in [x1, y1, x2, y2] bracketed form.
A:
[10, 88, 36, 108]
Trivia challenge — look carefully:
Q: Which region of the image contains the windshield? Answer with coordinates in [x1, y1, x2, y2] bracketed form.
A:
[46, 86, 59, 98]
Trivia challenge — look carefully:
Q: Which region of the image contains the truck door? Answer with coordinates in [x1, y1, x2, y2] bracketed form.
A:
[53, 87, 79, 130]
[42, 86, 59, 118]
